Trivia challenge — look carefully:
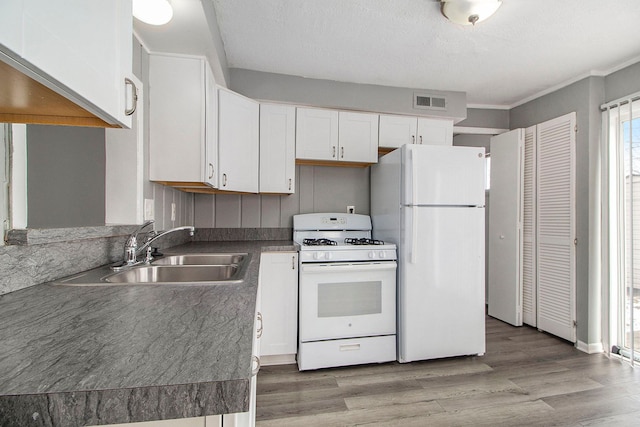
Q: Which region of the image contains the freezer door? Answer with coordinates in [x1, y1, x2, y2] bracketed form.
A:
[399, 206, 485, 362]
[402, 145, 486, 206]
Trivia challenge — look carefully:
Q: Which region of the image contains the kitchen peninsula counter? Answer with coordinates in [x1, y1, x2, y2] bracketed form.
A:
[0, 240, 297, 427]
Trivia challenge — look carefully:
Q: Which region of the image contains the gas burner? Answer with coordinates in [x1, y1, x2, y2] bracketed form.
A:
[303, 238, 338, 246]
[344, 238, 386, 246]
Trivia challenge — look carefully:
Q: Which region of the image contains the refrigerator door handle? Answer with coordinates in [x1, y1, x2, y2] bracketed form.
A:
[411, 206, 418, 264]
[411, 148, 418, 204]
[410, 149, 418, 263]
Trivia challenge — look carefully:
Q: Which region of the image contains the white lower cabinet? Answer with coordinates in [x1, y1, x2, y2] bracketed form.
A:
[259, 252, 299, 365]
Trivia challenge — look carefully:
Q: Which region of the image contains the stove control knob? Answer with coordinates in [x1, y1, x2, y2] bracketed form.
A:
[369, 251, 375, 259]
[379, 251, 386, 259]
[326, 252, 333, 260]
[313, 252, 321, 260]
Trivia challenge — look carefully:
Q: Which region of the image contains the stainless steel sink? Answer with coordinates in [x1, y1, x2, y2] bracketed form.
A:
[53, 252, 251, 286]
[152, 253, 247, 266]
[105, 265, 240, 283]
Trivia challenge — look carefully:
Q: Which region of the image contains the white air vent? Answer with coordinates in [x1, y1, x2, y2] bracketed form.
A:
[413, 93, 447, 111]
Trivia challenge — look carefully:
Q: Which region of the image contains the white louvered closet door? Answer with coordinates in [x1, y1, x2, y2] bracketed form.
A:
[536, 112, 577, 342]
[522, 126, 537, 327]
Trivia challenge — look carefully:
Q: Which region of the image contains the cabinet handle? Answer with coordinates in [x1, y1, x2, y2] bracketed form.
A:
[292, 255, 296, 269]
[419, 135, 423, 144]
[251, 355, 261, 376]
[222, 173, 227, 187]
[341, 147, 344, 159]
[288, 178, 292, 191]
[124, 78, 138, 116]
[256, 312, 263, 339]
[412, 135, 415, 144]
[332, 146, 336, 158]
[208, 163, 214, 179]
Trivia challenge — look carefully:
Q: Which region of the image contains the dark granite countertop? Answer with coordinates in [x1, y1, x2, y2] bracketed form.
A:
[0, 241, 297, 427]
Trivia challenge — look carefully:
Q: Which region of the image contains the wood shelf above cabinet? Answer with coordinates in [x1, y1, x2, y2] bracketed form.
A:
[0, 60, 115, 128]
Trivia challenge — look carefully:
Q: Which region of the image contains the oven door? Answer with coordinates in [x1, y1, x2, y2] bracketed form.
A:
[299, 261, 397, 342]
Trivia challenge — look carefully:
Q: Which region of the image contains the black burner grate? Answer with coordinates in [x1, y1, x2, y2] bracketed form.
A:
[344, 238, 386, 245]
[303, 238, 338, 246]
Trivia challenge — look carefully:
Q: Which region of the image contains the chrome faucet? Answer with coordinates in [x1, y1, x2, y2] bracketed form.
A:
[113, 220, 195, 271]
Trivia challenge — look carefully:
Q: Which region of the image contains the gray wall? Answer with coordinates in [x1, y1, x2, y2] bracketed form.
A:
[604, 61, 640, 103]
[194, 165, 370, 228]
[229, 68, 467, 122]
[27, 125, 105, 228]
[510, 76, 605, 346]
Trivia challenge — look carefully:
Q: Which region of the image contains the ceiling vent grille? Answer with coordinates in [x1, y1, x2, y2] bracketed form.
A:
[413, 93, 447, 111]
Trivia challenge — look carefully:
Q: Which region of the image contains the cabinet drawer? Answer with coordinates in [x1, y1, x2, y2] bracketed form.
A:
[298, 335, 396, 371]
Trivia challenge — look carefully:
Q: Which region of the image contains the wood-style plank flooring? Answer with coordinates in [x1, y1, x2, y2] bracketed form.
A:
[255, 316, 640, 426]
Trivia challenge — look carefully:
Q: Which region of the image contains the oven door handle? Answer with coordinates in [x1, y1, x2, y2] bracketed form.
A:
[301, 262, 397, 273]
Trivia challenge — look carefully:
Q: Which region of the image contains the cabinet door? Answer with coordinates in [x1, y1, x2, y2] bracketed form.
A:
[260, 104, 296, 194]
[260, 252, 298, 359]
[417, 117, 453, 146]
[338, 112, 379, 163]
[296, 108, 338, 161]
[18, 0, 133, 127]
[149, 55, 206, 183]
[378, 115, 418, 148]
[218, 89, 259, 193]
[105, 75, 144, 225]
[204, 65, 218, 188]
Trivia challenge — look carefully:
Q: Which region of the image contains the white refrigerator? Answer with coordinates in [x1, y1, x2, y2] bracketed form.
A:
[371, 144, 486, 363]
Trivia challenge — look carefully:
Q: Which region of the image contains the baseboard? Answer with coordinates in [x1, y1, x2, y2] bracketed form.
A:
[261, 354, 296, 366]
[576, 340, 604, 354]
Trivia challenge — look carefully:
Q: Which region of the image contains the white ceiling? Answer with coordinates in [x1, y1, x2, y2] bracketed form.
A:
[136, 0, 640, 108]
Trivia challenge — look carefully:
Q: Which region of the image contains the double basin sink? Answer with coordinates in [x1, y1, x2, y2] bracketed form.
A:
[55, 253, 250, 286]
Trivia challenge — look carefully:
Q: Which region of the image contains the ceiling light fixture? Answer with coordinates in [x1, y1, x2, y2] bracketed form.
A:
[133, 0, 174, 26]
[441, 0, 502, 26]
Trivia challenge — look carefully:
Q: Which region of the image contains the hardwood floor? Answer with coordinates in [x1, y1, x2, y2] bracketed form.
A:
[255, 316, 640, 426]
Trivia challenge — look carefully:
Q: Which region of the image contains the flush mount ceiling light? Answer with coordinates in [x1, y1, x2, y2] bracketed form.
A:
[133, 0, 173, 26]
[441, 0, 502, 26]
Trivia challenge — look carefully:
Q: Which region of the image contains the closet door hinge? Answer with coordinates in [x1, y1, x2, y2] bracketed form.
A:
[574, 238, 578, 246]
[574, 124, 578, 133]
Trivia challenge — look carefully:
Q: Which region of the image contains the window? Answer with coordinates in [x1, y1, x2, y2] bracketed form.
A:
[607, 98, 640, 363]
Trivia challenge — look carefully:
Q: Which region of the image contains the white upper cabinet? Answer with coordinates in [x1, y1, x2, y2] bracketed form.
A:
[338, 111, 379, 163]
[378, 115, 419, 147]
[149, 54, 217, 189]
[260, 104, 296, 194]
[0, 0, 136, 128]
[379, 115, 453, 148]
[218, 88, 259, 193]
[296, 107, 378, 164]
[296, 107, 339, 161]
[417, 117, 453, 146]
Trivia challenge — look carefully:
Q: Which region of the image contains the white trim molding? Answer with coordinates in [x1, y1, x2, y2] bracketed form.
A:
[576, 340, 604, 354]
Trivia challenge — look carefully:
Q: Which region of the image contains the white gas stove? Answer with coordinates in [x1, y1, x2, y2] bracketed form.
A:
[294, 213, 397, 263]
[293, 213, 397, 371]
